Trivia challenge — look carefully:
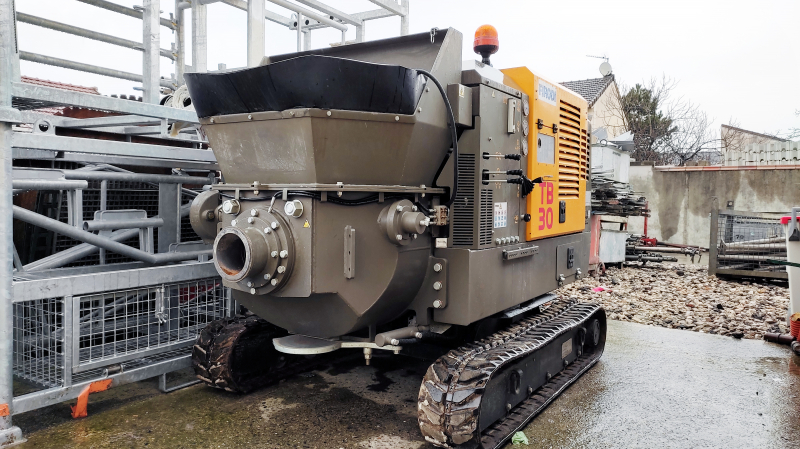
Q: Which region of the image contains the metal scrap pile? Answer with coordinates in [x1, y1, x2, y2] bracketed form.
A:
[591, 172, 649, 217]
[623, 234, 707, 264]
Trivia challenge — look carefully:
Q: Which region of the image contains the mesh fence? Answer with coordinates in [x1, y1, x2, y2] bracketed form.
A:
[715, 212, 786, 274]
[13, 298, 64, 388]
[13, 278, 225, 389]
[76, 278, 224, 368]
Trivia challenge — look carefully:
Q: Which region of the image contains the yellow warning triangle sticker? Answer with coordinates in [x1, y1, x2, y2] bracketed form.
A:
[303, 220, 310, 228]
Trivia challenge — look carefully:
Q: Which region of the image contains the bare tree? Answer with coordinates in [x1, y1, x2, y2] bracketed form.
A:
[603, 76, 722, 165]
[785, 109, 800, 140]
[660, 109, 719, 165]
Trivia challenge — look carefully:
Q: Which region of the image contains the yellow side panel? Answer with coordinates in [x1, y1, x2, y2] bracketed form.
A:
[501, 67, 589, 241]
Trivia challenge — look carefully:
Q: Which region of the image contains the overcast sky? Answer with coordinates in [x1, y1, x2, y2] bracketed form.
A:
[16, 0, 799, 136]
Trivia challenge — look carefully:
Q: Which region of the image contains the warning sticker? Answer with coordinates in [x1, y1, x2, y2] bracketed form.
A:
[303, 220, 310, 228]
[494, 202, 508, 228]
[561, 338, 572, 358]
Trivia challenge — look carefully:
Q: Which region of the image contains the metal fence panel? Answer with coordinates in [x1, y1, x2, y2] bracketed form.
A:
[13, 298, 65, 388]
[13, 278, 225, 391]
[711, 209, 788, 279]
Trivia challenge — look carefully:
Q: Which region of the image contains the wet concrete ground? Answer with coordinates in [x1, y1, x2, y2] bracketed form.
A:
[14, 319, 800, 449]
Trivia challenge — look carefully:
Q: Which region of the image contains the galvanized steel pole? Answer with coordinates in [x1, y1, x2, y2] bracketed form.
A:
[142, 0, 161, 103]
[76, 0, 176, 30]
[19, 51, 174, 88]
[356, 23, 364, 42]
[13, 206, 211, 264]
[400, 0, 409, 35]
[15, 13, 175, 60]
[174, 0, 185, 85]
[246, 0, 265, 67]
[0, 0, 24, 444]
[191, 1, 207, 72]
[296, 13, 303, 52]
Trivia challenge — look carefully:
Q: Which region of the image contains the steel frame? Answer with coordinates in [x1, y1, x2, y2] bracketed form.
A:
[709, 208, 789, 280]
[0, 0, 410, 442]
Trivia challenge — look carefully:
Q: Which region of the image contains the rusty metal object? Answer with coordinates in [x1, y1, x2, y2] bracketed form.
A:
[764, 332, 796, 345]
[418, 300, 606, 448]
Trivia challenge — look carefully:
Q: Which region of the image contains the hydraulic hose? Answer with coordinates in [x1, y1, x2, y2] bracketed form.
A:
[416, 69, 459, 208]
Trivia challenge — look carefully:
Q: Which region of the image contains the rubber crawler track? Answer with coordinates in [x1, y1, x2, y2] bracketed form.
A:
[192, 315, 336, 393]
[417, 300, 606, 448]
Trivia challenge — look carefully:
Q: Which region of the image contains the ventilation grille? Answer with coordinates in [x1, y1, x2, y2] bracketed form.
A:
[558, 99, 589, 199]
[479, 189, 493, 246]
[451, 154, 476, 247]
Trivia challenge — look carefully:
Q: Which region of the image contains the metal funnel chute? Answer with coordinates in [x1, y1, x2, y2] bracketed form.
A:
[183, 29, 463, 187]
[184, 55, 426, 118]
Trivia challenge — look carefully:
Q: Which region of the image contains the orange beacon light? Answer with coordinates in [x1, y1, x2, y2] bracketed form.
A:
[473, 25, 499, 66]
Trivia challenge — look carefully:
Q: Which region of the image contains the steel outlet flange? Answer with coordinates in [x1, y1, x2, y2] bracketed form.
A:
[213, 227, 269, 282]
[213, 207, 295, 294]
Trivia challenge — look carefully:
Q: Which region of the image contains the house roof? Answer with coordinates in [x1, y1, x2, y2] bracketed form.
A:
[19, 76, 102, 116]
[721, 124, 788, 143]
[21, 76, 101, 95]
[560, 74, 615, 108]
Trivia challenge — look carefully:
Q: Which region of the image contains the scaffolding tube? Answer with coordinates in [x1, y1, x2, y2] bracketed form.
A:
[83, 217, 164, 231]
[63, 171, 212, 185]
[75, 0, 176, 30]
[12, 179, 88, 191]
[16, 13, 175, 60]
[13, 206, 209, 265]
[20, 52, 174, 88]
[23, 204, 192, 271]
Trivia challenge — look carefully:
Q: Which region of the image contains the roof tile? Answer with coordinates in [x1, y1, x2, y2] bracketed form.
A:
[560, 74, 615, 107]
[21, 76, 100, 95]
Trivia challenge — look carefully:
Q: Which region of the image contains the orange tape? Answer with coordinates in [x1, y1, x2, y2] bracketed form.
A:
[70, 379, 112, 419]
[0, 404, 9, 417]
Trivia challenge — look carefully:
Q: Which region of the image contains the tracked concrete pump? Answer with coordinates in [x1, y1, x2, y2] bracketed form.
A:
[185, 25, 606, 448]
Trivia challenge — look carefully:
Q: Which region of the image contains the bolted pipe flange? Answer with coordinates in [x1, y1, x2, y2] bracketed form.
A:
[213, 226, 269, 282]
[214, 207, 295, 294]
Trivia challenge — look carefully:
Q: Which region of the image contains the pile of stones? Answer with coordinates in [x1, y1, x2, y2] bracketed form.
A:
[557, 263, 790, 339]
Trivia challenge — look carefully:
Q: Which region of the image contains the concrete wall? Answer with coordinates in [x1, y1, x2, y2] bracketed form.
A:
[627, 164, 800, 247]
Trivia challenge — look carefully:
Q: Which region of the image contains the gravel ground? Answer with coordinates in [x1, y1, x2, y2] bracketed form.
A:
[557, 263, 790, 340]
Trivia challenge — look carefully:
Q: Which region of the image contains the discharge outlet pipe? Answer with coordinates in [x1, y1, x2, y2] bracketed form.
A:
[213, 227, 269, 281]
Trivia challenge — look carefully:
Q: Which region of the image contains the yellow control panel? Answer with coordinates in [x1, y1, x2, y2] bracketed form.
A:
[501, 67, 589, 242]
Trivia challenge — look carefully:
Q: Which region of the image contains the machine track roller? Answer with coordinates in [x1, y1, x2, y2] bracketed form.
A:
[417, 300, 606, 448]
[192, 315, 291, 393]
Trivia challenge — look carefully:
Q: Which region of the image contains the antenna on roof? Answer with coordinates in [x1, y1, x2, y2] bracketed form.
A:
[586, 54, 612, 76]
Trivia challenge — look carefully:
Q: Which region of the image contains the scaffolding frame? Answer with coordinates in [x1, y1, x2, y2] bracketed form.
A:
[0, 0, 410, 442]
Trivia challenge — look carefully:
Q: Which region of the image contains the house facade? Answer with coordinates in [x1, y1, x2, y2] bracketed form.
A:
[560, 74, 625, 144]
